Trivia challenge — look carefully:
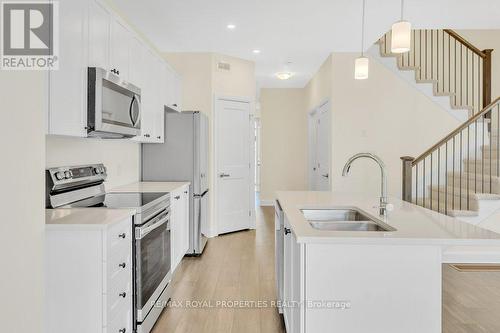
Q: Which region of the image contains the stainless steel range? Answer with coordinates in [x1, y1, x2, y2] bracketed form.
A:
[46, 164, 171, 333]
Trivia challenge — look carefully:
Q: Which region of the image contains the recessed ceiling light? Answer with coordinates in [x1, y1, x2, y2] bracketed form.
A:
[226, 24, 236, 30]
[275, 72, 294, 80]
[253, 49, 261, 54]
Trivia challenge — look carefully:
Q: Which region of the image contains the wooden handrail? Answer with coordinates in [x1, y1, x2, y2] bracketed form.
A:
[412, 97, 500, 165]
[444, 29, 487, 58]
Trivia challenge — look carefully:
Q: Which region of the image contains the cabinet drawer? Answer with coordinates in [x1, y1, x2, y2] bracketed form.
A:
[105, 270, 132, 323]
[107, 250, 131, 285]
[106, 299, 132, 333]
[106, 219, 132, 258]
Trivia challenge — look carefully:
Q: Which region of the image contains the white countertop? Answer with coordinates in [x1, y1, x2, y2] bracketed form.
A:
[277, 191, 500, 246]
[109, 181, 190, 193]
[46, 208, 135, 229]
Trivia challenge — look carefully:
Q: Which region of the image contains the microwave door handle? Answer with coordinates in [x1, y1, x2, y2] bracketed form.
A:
[129, 94, 141, 127]
[136, 215, 169, 240]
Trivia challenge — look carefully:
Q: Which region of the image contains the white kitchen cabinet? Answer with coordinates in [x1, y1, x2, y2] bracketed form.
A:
[164, 65, 182, 112]
[280, 215, 442, 333]
[109, 18, 131, 80]
[283, 216, 304, 333]
[46, 216, 133, 333]
[173, 72, 183, 111]
[47, 0, 88, 137]
[88, 0, 110, 69]
[171, 185, 190, 271]
[47, 0, 181, 141]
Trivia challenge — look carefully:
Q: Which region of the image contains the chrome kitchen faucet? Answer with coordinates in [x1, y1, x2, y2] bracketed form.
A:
[342, 153, 390, 216]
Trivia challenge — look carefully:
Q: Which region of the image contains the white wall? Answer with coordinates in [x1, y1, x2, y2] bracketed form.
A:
[45, 136, 141, 189]
[260, 89, 308, 202]
[162, 52, 256, 235]
[330, 53, 460, 198]
[0, 72, 45, 333]
[455, 30, 500, 100]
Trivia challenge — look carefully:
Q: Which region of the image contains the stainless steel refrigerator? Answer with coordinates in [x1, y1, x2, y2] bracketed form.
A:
[142, 111, 209, 255]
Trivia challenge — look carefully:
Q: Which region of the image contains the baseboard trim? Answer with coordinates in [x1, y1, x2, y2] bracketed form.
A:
[260, 200, 274, 207]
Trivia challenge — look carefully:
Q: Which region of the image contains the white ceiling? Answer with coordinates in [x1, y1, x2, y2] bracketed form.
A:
[112, 0, 500, 88]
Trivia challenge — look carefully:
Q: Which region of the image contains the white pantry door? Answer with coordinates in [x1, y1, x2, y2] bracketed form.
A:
[215, 98, 251, 234]
[309, 101, 331, 191]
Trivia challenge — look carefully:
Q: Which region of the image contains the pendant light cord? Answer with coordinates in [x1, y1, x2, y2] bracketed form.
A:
[361, 0, 366, 56]
[401, 0, 405, 20]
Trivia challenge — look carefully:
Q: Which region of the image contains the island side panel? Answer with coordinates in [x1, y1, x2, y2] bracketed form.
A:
[304, 243, 442, 333]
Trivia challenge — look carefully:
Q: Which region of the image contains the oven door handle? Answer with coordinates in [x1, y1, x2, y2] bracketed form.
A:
[136, 215, 169, 240]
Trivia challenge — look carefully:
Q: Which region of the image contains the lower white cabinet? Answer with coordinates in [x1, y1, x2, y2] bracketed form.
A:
[283, 216, 304, 333]
[171, 185, 190, 271]
[46, 216, 133, 333]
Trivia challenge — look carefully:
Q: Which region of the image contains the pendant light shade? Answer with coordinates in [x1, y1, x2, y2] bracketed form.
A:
[354, 0, 368, 80]
[354, 56, 369, 80]
[391, 20, 411, 53]
[391, 0, 411, 53]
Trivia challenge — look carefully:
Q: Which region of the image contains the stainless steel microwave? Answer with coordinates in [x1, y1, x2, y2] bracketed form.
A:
[87, 67, 141, 138]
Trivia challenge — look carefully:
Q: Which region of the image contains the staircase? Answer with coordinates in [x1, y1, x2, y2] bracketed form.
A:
[386, 29, 500, 226]
[369, 29, 493, 122]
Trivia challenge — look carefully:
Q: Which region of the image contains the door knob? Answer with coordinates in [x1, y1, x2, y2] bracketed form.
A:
[219, 173, 230, 178]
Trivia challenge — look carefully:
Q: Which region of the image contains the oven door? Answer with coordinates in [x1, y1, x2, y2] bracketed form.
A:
[88, 67, 141, 138]
[135, 210, 171, 322]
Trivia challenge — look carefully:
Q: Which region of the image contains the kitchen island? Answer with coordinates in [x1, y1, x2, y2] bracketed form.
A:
[276, 191, 500, 333]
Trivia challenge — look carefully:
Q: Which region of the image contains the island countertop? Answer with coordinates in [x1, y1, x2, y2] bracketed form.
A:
[276, 191, 500, 246]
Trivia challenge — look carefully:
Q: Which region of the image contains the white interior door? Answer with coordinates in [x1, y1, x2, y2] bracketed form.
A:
[309, 102, 331, 191]
[215, 98, 251, 234]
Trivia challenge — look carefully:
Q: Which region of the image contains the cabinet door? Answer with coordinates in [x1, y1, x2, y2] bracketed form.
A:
[173, 72, 182, 111]
[136, 50, 156, 142]
[109, 18, 130, 80]
[283, 218, 292, 331]
[128, 37, 145, 89]
[48, 0, 88, 137]
[88, 0, 110, 69]
[171, 189, 184, 271]
[153, 58, 166, 143]
[181, 186, 190, 255]
[164, 65, 175, 110]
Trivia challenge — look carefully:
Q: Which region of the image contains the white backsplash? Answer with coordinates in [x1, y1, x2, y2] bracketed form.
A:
[46, 136, 141, 189]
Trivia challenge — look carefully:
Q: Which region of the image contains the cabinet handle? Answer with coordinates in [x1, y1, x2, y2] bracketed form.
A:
[174, 195, 180, 200]
[144, 134, 150, 138]
[157, 136, 161, 139]
[119, 262, 126, 269]
[119, 292, 126, 298]
[184, 191, 188, 194]
[284, 228, 291, 235]
[119, 329, 126, 333]
[118, 233, 126, 239]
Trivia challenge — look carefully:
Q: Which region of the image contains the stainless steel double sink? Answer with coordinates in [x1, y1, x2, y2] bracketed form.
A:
[301, 208, 396, 232]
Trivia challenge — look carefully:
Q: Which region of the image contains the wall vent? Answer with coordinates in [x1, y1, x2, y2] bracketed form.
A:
[217, 62, 231, 71]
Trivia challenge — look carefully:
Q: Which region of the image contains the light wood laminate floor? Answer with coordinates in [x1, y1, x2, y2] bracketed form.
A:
[151, 206, 500, 333]
[151, 206, 285, 333]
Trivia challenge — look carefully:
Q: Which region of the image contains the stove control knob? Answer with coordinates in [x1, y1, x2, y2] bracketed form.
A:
[93, 167, 100, 175]
[55, 172, 65, 180]
[64, 171, 72, 179]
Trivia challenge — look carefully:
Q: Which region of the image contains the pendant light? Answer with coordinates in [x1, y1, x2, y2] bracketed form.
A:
[354, 0, 369, 80]
[391, 0, 411, 53]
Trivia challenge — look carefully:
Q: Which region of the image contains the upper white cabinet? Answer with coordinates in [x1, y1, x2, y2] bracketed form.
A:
[88, 0, 110, 69]
[109, 18, 130, 80]
[46, 0, 181, 141]
[48, 0, 88, 137]
[164, 65, 182, 112]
